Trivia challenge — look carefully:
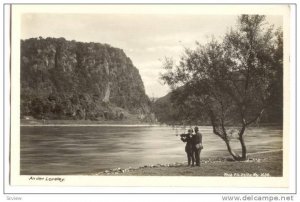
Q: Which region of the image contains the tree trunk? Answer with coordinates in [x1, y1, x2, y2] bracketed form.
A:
[239, 136, 247, 160]
[224, 140, 240, 161]
[209, 110, 247, 161]
[223, 126, 247, 161]
[239, 125, 247, 160]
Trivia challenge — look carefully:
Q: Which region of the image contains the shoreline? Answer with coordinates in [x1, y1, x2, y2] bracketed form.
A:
[21, 124, 161, 127]
[20, 119, 282, 127]
[90, 150, 283, 176]
[20, 121, 282, 128]
[20, 119, 160, 126]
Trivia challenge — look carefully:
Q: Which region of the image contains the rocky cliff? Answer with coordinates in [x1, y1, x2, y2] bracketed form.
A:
[21, 37, 152, 121]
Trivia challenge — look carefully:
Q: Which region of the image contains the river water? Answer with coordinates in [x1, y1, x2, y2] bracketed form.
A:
[20, 125, 282, 175]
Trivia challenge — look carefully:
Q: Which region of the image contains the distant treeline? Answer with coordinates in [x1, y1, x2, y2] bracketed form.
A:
[154, 92, 283, 125]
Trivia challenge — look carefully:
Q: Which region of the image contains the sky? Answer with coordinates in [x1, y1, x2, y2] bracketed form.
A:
[21, 13, 283, 98]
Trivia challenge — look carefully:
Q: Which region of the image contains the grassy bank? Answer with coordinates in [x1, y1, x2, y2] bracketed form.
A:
[93, 150, 282, 176]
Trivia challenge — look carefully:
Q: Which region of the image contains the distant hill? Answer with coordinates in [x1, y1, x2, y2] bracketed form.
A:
[153, 90, 208, 125]
[153, 87, 283, 126]
[21, 37, 154, 122]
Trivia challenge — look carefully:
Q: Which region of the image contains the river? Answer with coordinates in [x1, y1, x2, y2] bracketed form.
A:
[20, 125, 282, 175]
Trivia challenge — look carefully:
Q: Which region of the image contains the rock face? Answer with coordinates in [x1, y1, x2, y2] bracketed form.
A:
[20, 37, 151, 121]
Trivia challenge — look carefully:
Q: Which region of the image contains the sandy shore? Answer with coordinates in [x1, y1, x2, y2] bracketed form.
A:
[91, 150, 282, 176]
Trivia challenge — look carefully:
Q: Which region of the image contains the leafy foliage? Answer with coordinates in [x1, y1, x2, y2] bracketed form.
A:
[159, 15, 283, 160]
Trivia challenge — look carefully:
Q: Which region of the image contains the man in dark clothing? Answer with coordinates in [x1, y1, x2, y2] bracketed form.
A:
[180, 129, 194, 166]
[192, 126, 203, 167]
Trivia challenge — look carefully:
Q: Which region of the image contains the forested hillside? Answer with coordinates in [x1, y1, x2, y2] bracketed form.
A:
[21, 37, 153, 122]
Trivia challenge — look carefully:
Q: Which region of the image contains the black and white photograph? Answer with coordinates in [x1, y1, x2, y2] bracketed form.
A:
[7, 4, 294, 191]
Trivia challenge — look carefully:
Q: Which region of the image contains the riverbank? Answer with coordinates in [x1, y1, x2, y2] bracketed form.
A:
[21, 119, 157, 126]
[92, 150, 282, 176]
[20, 119, 282, 127]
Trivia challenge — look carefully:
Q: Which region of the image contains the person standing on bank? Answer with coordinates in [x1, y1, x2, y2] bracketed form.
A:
[180, 129, 195, 166]
[192, 126, 203, 167]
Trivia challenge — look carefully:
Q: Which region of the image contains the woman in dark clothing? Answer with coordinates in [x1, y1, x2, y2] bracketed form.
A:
[180, 129, 195, 166]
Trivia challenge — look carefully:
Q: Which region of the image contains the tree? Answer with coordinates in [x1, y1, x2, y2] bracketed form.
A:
[265, 28, 283, 123]
[161, 15, 282, 160]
